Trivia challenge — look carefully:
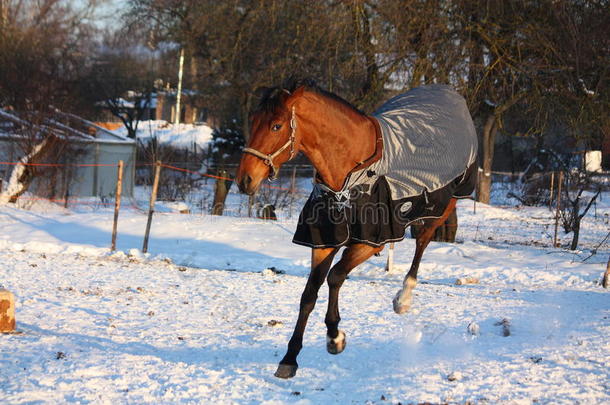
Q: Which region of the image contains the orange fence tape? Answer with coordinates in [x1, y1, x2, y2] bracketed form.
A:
[159, 163, 300, 192]
[0, 161, 303, 193]
[0, 162, 118, 167]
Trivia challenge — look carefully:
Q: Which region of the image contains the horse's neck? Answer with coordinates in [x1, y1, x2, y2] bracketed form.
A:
[297, 93, 377, 191]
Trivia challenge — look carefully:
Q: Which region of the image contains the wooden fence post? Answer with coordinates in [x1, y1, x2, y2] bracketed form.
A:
[62, 165, 72, 209]
[111, 160, 124, 251]
[385, 242, 395, 272]
[142, 161, 161, 253]
[553, 171, 563, 248]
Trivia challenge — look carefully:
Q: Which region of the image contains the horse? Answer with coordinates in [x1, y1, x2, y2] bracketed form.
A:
[236, 78, 477, 379]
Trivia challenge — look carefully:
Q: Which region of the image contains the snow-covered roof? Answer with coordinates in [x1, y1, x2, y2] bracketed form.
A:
[55, 111, 134, 144]
[111, 120, 213, 149]
[0, 109, 134, 145]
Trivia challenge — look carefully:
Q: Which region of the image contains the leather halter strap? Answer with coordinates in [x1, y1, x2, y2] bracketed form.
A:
[242, 106, 297, 180]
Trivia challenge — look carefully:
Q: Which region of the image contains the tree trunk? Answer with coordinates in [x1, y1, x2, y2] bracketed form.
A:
[353, 1, 381, 110]
[568, 194, 581, 251]
[0, 136, 53, 204]
[570, 220, 580, 251]
[212, 169, 232, 215]
[477, 114, 498, 204]
[189, 51, 199, 91]
[241, 90, 252, 142]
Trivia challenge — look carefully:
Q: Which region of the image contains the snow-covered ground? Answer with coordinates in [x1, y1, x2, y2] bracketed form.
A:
[111, 120, 214, 150]
[0, 193, 609, 403]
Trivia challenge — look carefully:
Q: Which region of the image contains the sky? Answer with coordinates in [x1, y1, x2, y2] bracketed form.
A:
[81, 0, 128, 30]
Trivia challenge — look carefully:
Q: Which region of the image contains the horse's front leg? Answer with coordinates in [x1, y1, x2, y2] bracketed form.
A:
[275, 247, 338, 379]
[325, 243, 383, 354]
[394, 198, 457, 314]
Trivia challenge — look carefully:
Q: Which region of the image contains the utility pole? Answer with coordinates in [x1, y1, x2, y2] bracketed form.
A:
[1, 0, 9, 27]
[174, 48, 185, 125]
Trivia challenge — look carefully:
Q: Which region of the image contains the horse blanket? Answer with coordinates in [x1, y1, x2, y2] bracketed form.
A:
[293, 85, 478, 248]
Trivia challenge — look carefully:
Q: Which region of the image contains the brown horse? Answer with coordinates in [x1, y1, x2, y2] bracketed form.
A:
[236, 79, 477, 379]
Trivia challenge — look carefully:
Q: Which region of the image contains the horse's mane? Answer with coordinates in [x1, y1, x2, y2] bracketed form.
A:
[253, 77, 365, 116]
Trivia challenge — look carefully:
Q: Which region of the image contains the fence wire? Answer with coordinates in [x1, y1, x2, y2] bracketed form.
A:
[1, 161, 608, 257]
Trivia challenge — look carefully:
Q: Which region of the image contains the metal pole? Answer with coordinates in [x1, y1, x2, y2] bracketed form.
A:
[111, 160, 124, 251]
[174, 48, 185, 125]
[142, 161, 162, 253]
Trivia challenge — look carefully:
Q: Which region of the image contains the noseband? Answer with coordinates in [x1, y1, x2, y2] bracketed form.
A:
[242, 106, 297, 180]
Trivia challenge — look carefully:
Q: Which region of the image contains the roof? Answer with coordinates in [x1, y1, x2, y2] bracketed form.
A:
[0, 109, 135, 145]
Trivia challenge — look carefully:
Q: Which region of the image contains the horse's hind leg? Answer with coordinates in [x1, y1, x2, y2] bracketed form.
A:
[275, 247, 338, 379]
[325, 243, 384, 354]
[393, 198, 457, 314]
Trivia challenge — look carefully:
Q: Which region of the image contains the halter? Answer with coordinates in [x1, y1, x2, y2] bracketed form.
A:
[242, 106, 297, 180]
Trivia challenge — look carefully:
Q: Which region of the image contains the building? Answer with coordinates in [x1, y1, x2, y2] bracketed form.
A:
[0, 109, 136, 199]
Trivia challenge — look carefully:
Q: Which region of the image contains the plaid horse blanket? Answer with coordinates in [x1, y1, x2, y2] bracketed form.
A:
[293, 85, 478, 248]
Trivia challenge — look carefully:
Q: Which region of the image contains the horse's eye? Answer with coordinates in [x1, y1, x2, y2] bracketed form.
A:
[271, 123, 282, 131]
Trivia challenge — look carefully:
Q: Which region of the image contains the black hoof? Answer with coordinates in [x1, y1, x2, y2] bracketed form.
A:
[326, 330, 346, 355]
[274, 363, 298, 379]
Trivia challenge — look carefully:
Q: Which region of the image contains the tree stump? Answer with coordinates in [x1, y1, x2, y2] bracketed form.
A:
[0, 289, 15, 333]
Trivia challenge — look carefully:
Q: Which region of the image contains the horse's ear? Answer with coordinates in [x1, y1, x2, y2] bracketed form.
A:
[284, 86, 305, 111]
[290, 86, 306, 98]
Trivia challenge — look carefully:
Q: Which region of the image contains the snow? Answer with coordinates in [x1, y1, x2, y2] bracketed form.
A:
[0, 193, 609, 403]
[111, 120, 214, 150]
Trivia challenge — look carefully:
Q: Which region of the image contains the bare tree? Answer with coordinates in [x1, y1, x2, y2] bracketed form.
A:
[559, 170, 602, 251]
[85, 37, 156, 139]
[123, 0, 608, 204]
[0, 0, 100, 203]
[0, 110, 84, 204]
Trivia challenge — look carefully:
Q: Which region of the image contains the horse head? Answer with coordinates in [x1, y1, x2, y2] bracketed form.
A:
[236, 85, 304, 195]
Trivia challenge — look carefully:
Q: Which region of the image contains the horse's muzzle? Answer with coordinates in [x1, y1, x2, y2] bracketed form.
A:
[237, 173, 255, 195]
